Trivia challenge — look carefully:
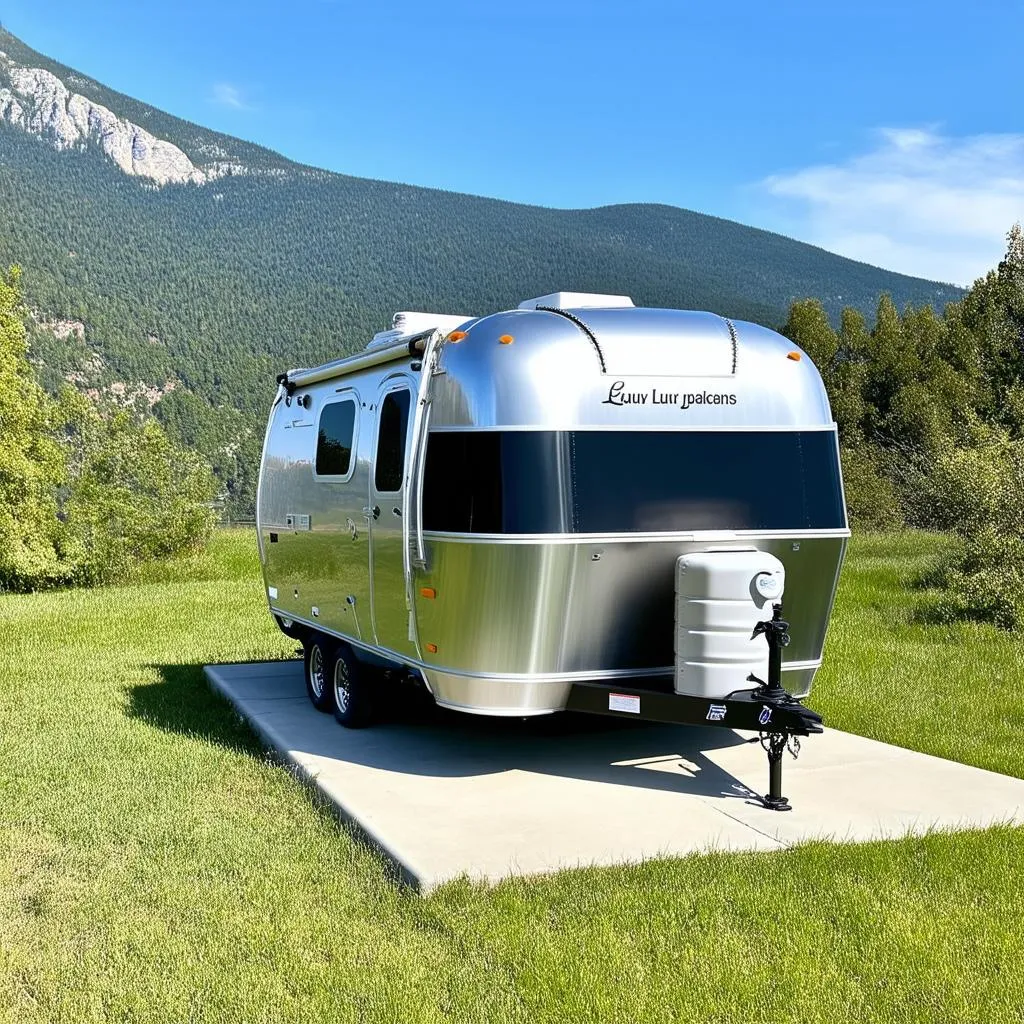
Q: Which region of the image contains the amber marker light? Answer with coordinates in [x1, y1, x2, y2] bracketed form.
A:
[420, 587, 436, 599]
[426, 643, 438, 653]
[498, 334, 514, 345]
[448, 330, 468, 342]
[787, 351, 802, 361]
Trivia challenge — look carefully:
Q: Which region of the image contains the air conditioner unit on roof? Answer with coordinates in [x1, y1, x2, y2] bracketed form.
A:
[518, 292, 635, 310]
[367, 311, 473, 349]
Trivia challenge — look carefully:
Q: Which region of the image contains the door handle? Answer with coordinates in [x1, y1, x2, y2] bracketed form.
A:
[392, 506, 402, 518]
[362, 505, 380, 520]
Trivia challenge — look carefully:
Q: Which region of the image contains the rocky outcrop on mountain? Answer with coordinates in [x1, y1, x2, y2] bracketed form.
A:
[34, 315, 86, 342]
[0, 53, 242, 186]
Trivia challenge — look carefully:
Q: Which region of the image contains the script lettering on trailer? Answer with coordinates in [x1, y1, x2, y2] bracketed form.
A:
[601, 380, 738, 411]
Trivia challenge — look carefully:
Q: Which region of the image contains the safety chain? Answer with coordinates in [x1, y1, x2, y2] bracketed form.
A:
[759, 731, 801, 760]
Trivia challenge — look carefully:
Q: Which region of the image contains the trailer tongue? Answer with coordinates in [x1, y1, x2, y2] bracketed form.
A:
[566, 600, 822, 811]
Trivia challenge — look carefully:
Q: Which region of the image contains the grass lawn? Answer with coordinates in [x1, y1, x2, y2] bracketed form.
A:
[2, 529, 1023, 1023]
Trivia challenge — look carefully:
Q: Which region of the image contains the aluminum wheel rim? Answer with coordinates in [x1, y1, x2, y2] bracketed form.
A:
[309, 646, 325, 700]
[334, 659, 351, 714]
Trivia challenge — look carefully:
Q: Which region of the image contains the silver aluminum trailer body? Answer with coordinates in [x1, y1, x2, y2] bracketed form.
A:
[257, 297, 849, 719]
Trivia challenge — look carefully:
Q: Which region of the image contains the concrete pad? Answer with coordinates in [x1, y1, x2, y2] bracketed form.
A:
[204, 660, 1024, 892]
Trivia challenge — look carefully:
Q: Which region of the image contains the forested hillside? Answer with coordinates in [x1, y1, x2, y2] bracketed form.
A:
[0, 28, 962, 515]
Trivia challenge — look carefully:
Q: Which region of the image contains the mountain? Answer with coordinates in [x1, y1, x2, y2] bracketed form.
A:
[0, 29, 963, 515]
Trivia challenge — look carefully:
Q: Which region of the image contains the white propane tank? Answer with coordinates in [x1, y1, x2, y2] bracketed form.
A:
[674, 549, 786, 699]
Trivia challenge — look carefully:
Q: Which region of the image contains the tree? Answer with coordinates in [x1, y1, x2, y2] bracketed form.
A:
[958, 223, 1024, 423]
[0, 263, 218, 592]
[0, 266, 69, 590]
[60, 406, 217, 583]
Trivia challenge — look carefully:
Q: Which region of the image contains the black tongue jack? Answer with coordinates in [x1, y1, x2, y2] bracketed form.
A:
[751, 601, 799, 812]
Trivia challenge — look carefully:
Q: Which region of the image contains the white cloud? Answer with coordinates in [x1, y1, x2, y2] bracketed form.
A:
[211, 82, 253, 111]
[761, 128, 1024, 286]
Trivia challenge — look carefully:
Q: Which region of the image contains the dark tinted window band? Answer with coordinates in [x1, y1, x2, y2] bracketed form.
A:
[423, 430, 845, 534]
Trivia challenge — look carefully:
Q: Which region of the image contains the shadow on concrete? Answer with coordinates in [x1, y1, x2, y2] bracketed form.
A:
[130, 661, 765, 804]
[382, 686, 759, 802]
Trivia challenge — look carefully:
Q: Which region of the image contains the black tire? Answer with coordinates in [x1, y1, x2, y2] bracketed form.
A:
[275, 614, 305, 641]
[331, 644, 374, 728]
[303, 635, 336, 713]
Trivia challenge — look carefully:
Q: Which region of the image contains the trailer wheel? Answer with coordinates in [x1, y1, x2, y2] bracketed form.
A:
[275, 614, 305, 641]
[332, 645, 373, 728]
[303, 636, 335, 713]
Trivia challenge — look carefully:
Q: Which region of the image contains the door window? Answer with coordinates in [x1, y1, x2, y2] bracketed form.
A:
[315, 398, 357, 479]
[374, 389, 412, 493]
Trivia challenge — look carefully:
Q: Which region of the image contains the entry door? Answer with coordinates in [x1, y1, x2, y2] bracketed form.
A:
[368, 378, 414, 652]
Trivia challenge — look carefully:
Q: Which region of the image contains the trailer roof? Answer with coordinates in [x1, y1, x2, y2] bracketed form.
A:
[276, 298, 835, 433]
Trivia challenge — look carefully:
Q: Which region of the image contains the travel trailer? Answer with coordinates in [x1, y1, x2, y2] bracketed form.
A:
[257, 293, 849, 809]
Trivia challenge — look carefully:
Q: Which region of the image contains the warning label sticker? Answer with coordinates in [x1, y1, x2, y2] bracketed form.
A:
[608, 693, 641, 714]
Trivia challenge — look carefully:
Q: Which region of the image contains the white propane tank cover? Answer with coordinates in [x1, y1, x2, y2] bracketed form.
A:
[674, 549, 787, 700]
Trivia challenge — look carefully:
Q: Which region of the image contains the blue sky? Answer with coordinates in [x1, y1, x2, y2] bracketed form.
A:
[2, 0, 1022, 284]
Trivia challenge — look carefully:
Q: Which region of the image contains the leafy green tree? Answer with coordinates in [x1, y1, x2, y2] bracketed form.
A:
[0, 264, 217, 592]
[832, 307, 870, 443]
[958, 223, 1024, 425]
[0, 265, 69, 590]
[60, 403, 217, 584]
[781, 299, 870, 443]
[924, 428, 1024, 629]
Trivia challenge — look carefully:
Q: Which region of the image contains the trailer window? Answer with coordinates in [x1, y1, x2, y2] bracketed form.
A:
[315, 399, 356, 478]
[423, 429, 845, 534]
[375, 389, 412, 493]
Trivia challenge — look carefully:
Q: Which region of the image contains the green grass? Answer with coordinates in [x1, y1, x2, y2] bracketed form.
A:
[2, 528, 1023, 1023]
[815, 532, 1024, 778]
